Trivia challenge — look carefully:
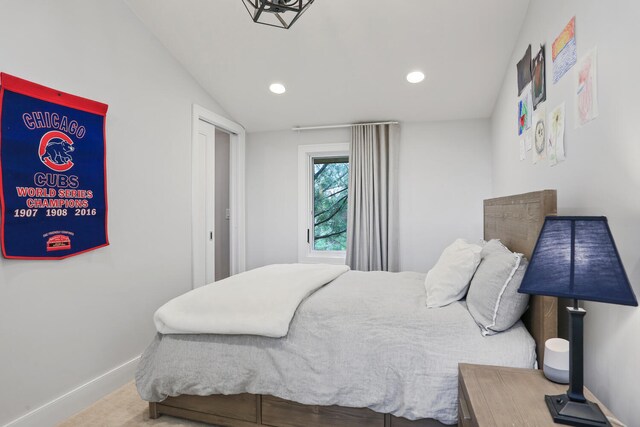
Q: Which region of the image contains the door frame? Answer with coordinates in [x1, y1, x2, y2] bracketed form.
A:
[191, 105, 246, 288]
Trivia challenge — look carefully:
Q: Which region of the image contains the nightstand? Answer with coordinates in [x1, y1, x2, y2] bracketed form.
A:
[458, 364, 621, 427]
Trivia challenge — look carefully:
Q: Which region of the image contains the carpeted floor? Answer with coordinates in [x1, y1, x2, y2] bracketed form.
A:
[57, 381, 212, 427]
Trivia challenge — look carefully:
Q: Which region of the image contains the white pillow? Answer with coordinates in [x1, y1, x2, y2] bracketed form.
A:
[425, 239, 483, 308]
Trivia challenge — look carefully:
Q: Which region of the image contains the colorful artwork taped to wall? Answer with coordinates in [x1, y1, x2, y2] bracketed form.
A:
[532, 45, 546, 108]
[516, 45, 532, 96]
[518, 100, 527, 135]
[576, 47, 599, 127]
[0, 73, 109, 259]
[532, 106, 546, 164]
[547, 103, 566, 166]
[552, 17, 577, 84]
[518, 83, 533, 136]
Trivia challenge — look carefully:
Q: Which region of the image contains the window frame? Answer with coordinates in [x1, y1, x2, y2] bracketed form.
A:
[297, 143, 350, 264]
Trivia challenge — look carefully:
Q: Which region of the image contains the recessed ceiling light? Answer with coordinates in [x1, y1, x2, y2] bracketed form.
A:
[406, 71, 425, 84]
[269, 83, 286, 94]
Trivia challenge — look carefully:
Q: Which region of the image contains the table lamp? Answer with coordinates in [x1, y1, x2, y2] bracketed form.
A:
[518, 216, 637, 427]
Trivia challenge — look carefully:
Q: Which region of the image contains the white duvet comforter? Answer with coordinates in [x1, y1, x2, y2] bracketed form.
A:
[153, 263, 349, 337]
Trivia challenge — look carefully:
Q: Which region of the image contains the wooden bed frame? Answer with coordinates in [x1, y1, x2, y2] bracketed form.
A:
[149, 190, 558, 427]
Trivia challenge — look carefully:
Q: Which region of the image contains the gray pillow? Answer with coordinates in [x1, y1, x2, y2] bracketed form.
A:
[466, 239, 530, 336]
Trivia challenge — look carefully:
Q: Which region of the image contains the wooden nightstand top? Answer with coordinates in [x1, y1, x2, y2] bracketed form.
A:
[458, 364, 620, 427]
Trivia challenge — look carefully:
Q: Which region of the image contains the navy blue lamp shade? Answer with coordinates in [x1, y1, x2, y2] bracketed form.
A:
[519, 216, 638, 306]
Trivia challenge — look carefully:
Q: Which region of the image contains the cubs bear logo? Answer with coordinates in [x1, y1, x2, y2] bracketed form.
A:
[39, 130, 75, 172]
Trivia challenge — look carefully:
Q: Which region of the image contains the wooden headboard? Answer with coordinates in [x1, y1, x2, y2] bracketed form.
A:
[483, 190, 557, 366]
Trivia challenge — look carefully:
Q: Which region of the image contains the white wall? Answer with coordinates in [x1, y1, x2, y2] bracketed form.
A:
[397, 120, 491, 271]
[246, 120, 491, 272]
[0, 1, 231, 425]
[490, 0, 640, 423]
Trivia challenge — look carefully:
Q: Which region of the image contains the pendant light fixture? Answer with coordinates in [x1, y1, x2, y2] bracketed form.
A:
[241, 0, 314, 29]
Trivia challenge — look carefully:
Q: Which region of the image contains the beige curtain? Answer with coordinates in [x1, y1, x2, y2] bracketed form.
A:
[346, 124, 399, 271]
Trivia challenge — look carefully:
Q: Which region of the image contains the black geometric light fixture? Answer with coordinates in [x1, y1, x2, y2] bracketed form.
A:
[241, 0, 314, 29]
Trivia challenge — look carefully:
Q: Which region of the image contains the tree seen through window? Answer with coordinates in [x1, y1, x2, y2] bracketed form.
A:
[313, 157, 349, 251]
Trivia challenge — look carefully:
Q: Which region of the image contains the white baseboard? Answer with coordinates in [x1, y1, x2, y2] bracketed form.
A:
[3, 355, 141, 427]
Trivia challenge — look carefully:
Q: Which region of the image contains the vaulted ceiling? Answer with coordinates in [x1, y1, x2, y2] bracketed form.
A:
[125, 0, 530, 132]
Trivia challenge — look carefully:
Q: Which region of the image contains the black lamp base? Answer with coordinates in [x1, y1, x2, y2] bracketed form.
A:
[545, 394, 611, 427]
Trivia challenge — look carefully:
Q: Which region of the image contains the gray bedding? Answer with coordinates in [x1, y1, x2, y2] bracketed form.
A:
[136, 270, 536, 425]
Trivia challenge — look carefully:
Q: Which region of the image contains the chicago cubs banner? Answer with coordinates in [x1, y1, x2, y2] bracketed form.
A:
[0, 73, 108, 259]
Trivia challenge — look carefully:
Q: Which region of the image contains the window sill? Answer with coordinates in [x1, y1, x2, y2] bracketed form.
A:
[299, 252, 346, 265]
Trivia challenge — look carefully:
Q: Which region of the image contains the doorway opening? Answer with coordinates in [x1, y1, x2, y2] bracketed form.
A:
[214, 129, 231, 281]
[191, 105, 246, 288]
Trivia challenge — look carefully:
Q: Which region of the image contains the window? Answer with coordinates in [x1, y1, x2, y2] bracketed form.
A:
[312, 156, 349, 251]
[298, 143, 350, 263]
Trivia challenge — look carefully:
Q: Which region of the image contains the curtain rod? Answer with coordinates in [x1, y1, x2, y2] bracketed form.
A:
[292, 121, 399, 131]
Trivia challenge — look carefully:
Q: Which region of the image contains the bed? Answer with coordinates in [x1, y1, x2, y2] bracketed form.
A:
[137, 190, 558, 427]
